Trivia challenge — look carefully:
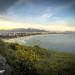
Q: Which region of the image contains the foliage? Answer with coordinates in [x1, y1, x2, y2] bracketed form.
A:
[0, 40, 75, 75]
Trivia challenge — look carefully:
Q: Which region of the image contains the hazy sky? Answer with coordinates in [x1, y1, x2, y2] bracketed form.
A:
[0, 0, 75, 31]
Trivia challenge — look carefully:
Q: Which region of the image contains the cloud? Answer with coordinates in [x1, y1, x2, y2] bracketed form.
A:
[0, 0, 18, 13]
[0, 0, 75, 26]
[43, 0, 75, 17]
[32, 0, 75, 23]
[41, 13, 53, 19]
[0, 0, 75, 14]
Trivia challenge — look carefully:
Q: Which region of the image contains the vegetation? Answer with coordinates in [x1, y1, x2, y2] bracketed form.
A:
[0, 40, 75, 75]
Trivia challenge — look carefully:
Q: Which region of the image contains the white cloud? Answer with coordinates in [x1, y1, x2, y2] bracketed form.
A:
[41, 1, 75, 20]
[41, 13, 52, 19]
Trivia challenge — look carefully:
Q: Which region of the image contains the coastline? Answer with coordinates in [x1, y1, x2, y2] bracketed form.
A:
[2, 34, 48, 43]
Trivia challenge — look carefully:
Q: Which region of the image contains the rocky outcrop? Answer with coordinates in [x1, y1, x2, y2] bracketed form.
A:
[0, 55, 12, 75]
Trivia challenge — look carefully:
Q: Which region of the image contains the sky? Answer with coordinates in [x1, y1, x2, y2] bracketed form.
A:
[0, 0, 75, 31]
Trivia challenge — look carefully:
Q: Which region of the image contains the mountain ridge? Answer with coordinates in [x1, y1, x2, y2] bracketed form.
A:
[0, 28, 48, 33]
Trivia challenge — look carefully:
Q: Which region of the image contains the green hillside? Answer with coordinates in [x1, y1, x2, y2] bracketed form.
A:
[0, 40, 75, 75]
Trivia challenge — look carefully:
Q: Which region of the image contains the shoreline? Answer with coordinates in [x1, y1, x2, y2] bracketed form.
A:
[1, 33, 75, 53]
[2, 34, 48, 43]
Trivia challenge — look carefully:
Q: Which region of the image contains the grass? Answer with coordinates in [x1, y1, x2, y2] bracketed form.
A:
[0, 40, 75, 75]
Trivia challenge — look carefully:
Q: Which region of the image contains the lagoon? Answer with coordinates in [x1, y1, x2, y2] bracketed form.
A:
[4, 34, 75, 53]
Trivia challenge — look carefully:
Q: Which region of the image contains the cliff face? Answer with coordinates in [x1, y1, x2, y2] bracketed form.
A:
[0, 40, 12, 75]
[0, 55, 12, 75]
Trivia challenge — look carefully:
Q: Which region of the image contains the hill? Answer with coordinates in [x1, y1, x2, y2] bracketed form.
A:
[0, 28, 47, 33]
[0, 40, 75, 75]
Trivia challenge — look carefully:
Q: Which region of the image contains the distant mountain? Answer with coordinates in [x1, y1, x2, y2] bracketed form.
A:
[0, 28, 48, 33]
[64, 31, 75, 34]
